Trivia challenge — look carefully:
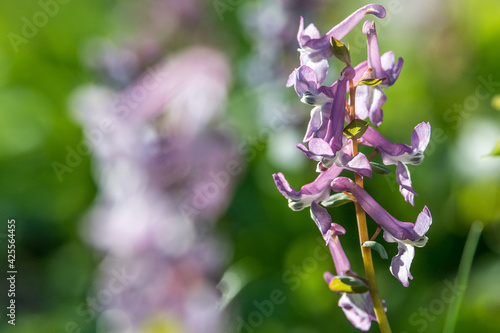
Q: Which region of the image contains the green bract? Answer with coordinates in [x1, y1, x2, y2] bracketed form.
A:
[344, 119, 369, 140]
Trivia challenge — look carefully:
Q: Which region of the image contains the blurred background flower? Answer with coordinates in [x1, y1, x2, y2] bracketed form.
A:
[1, 0, 500, 332]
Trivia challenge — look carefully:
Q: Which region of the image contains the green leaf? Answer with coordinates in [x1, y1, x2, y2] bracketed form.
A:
[490, 137, 500, 156]
[362, 241, 388, 259]
[330, 37, 351, 65]
[343, 119, 369, 140]
[358, 78, 386, 87]
[328, 276, 369, 294]
[321, 192, 354, 207]
[370, 162, 391, 175]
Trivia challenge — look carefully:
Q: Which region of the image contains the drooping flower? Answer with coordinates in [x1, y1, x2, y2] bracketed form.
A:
[320, 223, 381, 331]
[273, 166, 342, 211]
[331, 177, 432, 286]
[360, 122, 431, 205]
[355, 21, 404, 127]
[273, 139, 372, 213]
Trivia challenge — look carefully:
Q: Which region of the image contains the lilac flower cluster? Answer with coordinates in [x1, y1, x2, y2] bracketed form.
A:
[73, 47, 236, 332]
[273, 4, 432, 330]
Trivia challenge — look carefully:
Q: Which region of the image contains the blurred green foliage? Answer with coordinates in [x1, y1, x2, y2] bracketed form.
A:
[1, 0, 500, 332]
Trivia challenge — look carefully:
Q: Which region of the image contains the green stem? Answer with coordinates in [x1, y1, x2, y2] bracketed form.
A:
[443, 221, 483, 333]
[349, 79, 392, 333]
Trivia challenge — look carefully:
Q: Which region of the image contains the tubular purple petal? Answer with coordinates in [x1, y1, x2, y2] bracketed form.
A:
[325, 66, 354, 152]
[396, 162, 418, 206]
[305, 4, 387, 50]
[363, 21, 386, 81]
[300, 166, 342, 196]
[411, 122, 432, 152]
[328, 229, 351, 276]
[361, 126, 413, 158]
[328, 4, 386, 38]
[311, 201, 333, 238]
[361, 122, 431, 165]
[330, 177, 428, 241]
[273, 172, 301, 200]
[273, 167, 342, 211]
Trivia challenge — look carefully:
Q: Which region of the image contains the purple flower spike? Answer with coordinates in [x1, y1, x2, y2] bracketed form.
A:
[296, 4, 386, 82]
[331, 177, 432, 286]
[278, 3, 432, 326]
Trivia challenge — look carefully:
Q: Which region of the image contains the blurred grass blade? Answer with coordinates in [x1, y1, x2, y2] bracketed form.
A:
[443, 221, 483, 333]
